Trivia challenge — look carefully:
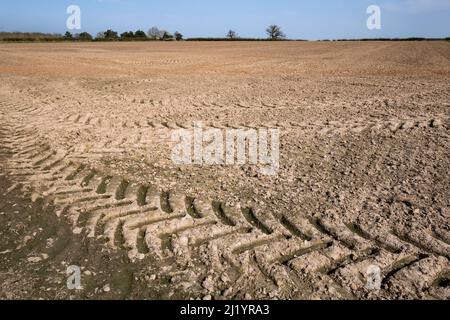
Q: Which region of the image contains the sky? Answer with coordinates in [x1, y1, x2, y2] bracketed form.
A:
[0, 0, 449, 39]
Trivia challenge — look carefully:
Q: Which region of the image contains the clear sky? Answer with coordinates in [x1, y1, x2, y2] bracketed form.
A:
[1, 0, 449, 39]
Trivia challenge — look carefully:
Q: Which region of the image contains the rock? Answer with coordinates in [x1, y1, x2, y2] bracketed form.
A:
[31, 193, 42, 202]
[223, 288, 233, 297]
[269, 291, 278, 298]
[27, 256, 42, 263]
[202, 276, 214, 292]
[220, 274, 230, 284]
[46, 238, 55, 248]
[73, 227, 83, 235]
[180, 282, 193, 290]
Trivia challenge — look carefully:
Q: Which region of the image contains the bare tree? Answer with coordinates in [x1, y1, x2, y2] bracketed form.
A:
[226, 30, 238, 39]
[148, 26, 161, 39]
[266, 25, 286, 40]
[96, 31, 105, 40]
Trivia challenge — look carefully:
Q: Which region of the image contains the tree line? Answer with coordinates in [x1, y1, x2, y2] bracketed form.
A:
[92, 27, 184, 41]
[65, 25, 286, 41]
[0, 25, 288, 42]
[2, 28, 447, 42]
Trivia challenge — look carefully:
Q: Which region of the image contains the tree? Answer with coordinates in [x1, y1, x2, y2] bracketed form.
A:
[135, 30, 147, 39]
[64, 31, 73, 40]
[161, 31, 174, 41]
[104, 29, 119, 40]
[77, 32, 93, 41]
[148, 26, 161, 39]
[174, 31, 183, 41]
[96, 31, 105, 40]
[227, 30, 238, 39]
[120, 31, 135, 39]
[266, 25, 286, 40]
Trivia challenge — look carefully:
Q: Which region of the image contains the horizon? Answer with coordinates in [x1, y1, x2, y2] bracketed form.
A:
[1, 0, 450, 40]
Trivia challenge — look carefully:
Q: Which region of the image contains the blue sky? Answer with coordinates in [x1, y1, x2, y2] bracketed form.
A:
[0, 0, 449, 39]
